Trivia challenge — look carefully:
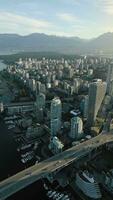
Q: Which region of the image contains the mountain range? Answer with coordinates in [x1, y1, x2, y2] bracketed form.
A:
[0, 32, 113, 55]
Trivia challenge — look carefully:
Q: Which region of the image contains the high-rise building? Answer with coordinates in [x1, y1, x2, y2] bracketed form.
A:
[29, 79, 36, 92]
[36, 81, 41, 95]
[81, 96, 89, 119]
[49, 136, 64, 154]
[109, 80, 113, 97]
[63, 66, 73, 79]
[87, 80, 107, 127]
[50, 97, 62, 137]
[36, 93, 45, 110]
[73, 78, 80, 94]
[36, 81, 46, 95]
[40, 83, 46, 94]
[69, 117, 83, 140]
[106, 63, 113, 94]
[88, 69, 93, 76]
[0, 102, 4, 113]
[35, 93, 45, 122]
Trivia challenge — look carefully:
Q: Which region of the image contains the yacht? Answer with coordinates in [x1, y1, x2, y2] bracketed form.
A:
[56, 194, 64, 200]
[17, 143, 32, 152]
[61, 195, 69, 200]
[47, 190, 52, 195]
[8, 125, 15, 129]
[21, 158, 27, 163]
[49, 191, 57, 198]
[5, 120, 14, 124]
[21, 154, 34, 164]
[53, 193, 60, 199]
[4, 115, 18, 120]
[21, 151, 33, 158]
[43, 183, 48, 190]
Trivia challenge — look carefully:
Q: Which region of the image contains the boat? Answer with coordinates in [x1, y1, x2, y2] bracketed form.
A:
[20, 144, 32, 150]
[8, 125, 15, 129]
[47, 190, 52, 195]
[47, 190, 53, 198]
[43, 183, 48, 190]
[21, 151, 33, 158]
[17, 143, 32, 152]
[53, 193, 60, 199]
[4, 115, 18, 120]
[5, 120, 14, 124]
[21, 158, 27, 163]
[21, 154, 34, 164]
[56, 194, 64, 200]
[61, 195, 69, 200]
[49, 191, 57, 198]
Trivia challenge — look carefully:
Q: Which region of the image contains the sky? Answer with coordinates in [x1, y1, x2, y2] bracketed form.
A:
[0, 0, 113, 38]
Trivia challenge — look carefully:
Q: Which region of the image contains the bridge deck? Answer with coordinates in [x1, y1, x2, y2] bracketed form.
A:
[0, 133, 113, 200]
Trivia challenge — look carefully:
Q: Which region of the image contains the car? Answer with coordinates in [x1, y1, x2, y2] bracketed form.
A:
[25, 171, 32, 176]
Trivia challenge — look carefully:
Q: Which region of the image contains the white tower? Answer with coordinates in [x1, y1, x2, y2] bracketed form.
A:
[51, 97, 62, 137]
[0, 102, 4, 113]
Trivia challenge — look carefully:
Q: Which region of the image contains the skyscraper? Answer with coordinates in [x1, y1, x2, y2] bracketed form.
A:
[70, 117, 83, 140]
[80, 96, 89, 119]
[49, 137, 64, 154]
[83, 96, 89, 119]
[36, 93, 45, 110]
[29, 79, 36, 92]
[87, 80, 107, 127]
[106, 63, 113, 94]
[36, 81, 41, 95]
[109, 80, 113, 97]
[0, 102, 4, 113]
[50, 97, 62, 137]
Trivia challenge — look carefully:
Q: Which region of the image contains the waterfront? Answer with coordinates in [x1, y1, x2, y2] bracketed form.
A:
[0, 119, 49, 200]
[0, 118, 81, 200]
[0, 65, 77, 199]
[0, 61, 49, 199]
[0, 119, 80, 200]
[0, 60, 7, 71]
[0, 61, 23, 181]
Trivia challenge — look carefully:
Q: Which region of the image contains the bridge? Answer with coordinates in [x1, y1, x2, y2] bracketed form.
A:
[0, 133, 113, 200]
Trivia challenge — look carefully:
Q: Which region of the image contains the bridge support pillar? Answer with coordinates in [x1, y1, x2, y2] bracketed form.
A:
[46, 171, 57, 183]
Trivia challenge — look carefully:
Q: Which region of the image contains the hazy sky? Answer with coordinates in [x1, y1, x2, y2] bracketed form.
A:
[0, 0, 113, 38]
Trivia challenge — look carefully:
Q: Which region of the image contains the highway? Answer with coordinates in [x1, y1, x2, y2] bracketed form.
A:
[0, 133, 113, 200]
